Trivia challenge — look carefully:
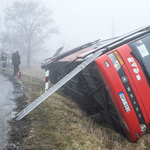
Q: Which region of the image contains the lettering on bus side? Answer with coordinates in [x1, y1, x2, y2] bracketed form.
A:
[127, 57, 141, 81]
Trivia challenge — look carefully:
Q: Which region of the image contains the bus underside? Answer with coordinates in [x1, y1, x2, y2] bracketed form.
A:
[46, 59, 128, 140]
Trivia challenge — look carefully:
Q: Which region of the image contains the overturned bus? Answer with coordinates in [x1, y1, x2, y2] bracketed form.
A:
[17, 26, 150, 142]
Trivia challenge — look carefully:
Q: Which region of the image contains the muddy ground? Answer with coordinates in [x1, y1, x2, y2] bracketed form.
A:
[4, 74, 30, 150]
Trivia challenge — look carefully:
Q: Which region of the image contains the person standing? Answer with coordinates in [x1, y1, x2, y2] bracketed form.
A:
[12, 51, 21, 75]
[0, 51, 7, 71]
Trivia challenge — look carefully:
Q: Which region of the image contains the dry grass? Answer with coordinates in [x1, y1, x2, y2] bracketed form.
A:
[19, 71, 107, 150]
[2, 63, 150, 150]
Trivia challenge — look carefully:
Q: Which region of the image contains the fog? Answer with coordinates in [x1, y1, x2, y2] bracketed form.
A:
[1, 0, 150, 57]
[42, 0, 150, 53]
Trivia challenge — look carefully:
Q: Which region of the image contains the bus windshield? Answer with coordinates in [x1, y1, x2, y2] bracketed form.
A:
[129, 34, 150, 78]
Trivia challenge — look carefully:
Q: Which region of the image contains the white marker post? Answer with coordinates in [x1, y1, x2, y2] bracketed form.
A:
[45, 70, 49, 92]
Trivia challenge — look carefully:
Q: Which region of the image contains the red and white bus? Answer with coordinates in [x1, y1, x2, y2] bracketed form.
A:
[42, 26, 150, 142]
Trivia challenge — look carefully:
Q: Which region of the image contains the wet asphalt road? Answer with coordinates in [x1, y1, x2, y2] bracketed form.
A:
[0, 73, 16, 149]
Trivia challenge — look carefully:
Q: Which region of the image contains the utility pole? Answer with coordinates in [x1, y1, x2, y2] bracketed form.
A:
[112, 18, 115, 38]
[110, 18, 118, 38]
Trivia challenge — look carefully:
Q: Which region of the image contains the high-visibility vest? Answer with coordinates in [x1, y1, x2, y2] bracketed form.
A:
[1, 54, 6, 62]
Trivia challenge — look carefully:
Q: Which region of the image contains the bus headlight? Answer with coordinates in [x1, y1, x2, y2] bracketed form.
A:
[108, 51, 124, 71]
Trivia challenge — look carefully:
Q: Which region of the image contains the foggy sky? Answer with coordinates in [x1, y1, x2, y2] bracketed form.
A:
[1, 0, 150, 55]
[43, 0, 150, 54]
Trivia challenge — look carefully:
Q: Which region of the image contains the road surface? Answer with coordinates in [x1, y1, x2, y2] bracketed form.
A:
[0, 73, 16, 149]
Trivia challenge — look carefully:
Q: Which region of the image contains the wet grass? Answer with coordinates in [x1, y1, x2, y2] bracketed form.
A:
[1, 64, 150, 150]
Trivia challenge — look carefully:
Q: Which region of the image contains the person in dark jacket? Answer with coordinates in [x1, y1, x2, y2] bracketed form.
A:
[12, 51, 21, 75]
[1, 51, 7, 71]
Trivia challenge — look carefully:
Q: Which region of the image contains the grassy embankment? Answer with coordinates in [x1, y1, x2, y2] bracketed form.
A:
[2, 63, 150, 150]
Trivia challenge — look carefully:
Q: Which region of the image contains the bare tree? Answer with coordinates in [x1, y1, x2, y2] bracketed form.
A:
[0, 31, 15, 54]
[4, 1, 58, 68]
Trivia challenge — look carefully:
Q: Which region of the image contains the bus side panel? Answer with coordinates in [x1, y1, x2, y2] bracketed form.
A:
[95, 54, 142, 142]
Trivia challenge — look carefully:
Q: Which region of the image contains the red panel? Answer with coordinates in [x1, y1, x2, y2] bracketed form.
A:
[58, 47, 95, 62]
[77, 48, 97, 58]
[118, 45, 150, 123]
[94, 47, 145, 142]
